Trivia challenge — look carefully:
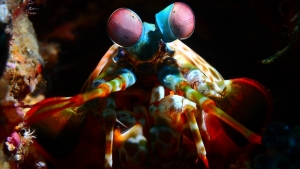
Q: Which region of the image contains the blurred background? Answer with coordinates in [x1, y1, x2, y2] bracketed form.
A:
[29, 0, 299, 127]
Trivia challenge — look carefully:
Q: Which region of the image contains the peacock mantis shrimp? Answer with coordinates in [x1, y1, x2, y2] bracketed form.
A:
[5, 2, 273, 169]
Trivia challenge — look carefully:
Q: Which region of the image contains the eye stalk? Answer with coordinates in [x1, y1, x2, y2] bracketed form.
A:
[107, 8, 143, 47]
[156, 2, 195, 42]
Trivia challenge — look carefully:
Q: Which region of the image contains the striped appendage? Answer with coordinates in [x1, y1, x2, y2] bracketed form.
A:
[76, 37, 267, 169]
[82, 39, 224, 95]
[168, 40, 226, 98]
[149, 86, 209, 168]
[113, 123, 148, 168]
[168, 40, 223, 83]
[103, 97, 117, 169]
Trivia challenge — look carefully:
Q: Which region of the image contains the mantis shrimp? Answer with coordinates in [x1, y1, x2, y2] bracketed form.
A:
[7, 2, 272, 169]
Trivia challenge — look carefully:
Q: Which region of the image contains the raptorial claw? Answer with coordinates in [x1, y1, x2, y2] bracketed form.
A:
[158, 61, 271, 146]
[213, 78, 273, 146]
[25, 70, 136, 125]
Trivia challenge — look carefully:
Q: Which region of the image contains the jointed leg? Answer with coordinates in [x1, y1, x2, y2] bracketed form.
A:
[150, 86, 208, 167]
[157, 58, 262, 144]
[180, 84, 261, 144]
[103, 97, 117, 169]
[185, 107, 208, 168]
[25, 69, 136, 124]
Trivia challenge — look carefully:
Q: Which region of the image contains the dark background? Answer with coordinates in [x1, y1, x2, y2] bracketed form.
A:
[30, 0, 299, 127]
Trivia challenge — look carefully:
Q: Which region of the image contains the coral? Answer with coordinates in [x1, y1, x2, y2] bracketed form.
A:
[3, 0, 44, 102]
[0, 0, 46, 168]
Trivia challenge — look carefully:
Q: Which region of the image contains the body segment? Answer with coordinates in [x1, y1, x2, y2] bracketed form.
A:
[7, 2, 273, 169]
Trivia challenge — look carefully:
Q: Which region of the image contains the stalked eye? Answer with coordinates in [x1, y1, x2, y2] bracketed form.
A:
[107, 8, 143, 47]
[155, 2, 195, 42]
[169, 2, 195, 40]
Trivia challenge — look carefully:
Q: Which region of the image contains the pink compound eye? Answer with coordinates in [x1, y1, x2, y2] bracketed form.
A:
[169, 2, 195, 40]
[107, 8, 143, 47]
